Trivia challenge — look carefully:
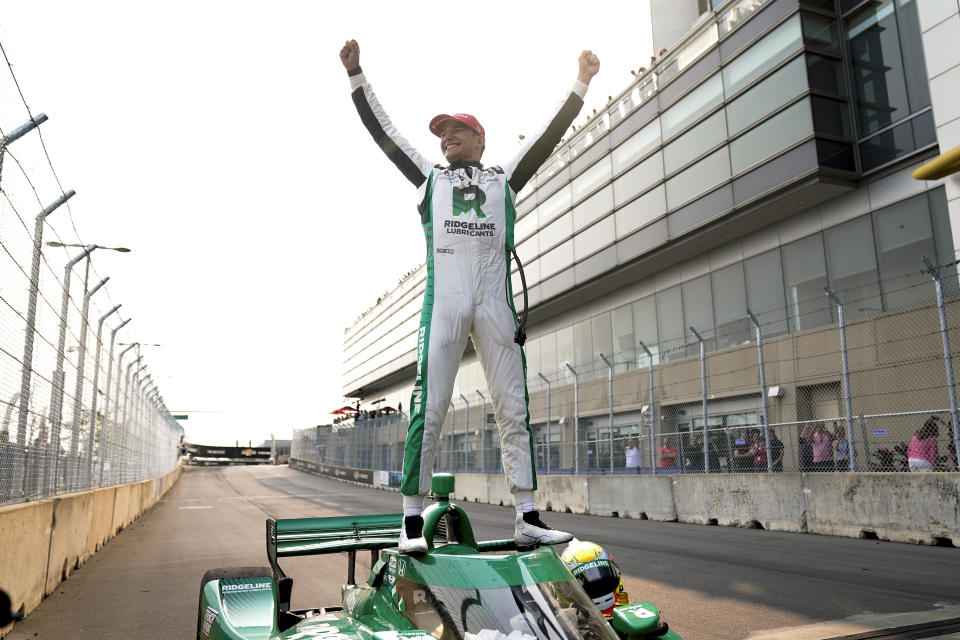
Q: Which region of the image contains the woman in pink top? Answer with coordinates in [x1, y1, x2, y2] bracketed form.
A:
[907, 417, 939, 472]
[811, 422, 834, 472]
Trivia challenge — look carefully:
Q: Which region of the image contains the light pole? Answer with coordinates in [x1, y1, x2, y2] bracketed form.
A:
[69, 275, 109, 489]
[83, 304, 121, 487]
[13, 189, 75, 499]
[99, 318, 131, 485]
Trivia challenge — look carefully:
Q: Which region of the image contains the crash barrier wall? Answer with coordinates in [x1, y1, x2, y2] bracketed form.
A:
[0, 48, 183, 508]
[0, 464, 181, 638]
[289, 457, 960, 546]
[300, 264, 960, 477]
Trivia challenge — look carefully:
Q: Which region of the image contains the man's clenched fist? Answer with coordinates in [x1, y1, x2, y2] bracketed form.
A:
[340, 39, 360, 71]
[578, 50, 600, 84]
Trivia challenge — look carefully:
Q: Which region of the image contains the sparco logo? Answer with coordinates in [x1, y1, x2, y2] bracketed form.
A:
[437, 248, 454, 254]
[444, 219, 495, 237]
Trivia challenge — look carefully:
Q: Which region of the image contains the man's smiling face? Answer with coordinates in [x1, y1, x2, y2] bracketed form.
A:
[439, 120, 484, 164]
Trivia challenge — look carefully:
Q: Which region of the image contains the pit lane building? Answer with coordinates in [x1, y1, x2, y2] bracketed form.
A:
[340, 0, 960, 472]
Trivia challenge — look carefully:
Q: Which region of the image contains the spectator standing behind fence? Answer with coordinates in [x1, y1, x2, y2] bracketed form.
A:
[751, 430, 767, 472]
[907, 417, 939, 472]
[731, 429, 752, 472]
[623, 437, 642, 472]
[769, 429, 784, 472]
[658, 438, 676, 468]
[811, 422, 834, 472]
[685, 433, 704, 472]
[833, 422, 850, 471]
[798, 423, 814, 471]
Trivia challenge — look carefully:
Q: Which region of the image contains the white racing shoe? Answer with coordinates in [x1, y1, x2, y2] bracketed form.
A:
[514, 511, 573, 548]
[399, 515, 428, 554]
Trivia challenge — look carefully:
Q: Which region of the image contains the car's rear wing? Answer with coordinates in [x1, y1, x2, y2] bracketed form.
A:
[266, 514, 402, 587]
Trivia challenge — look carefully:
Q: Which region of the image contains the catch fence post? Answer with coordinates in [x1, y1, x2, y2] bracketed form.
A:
[690, 327, 708, 473]
[747, 309, 773, 472]
[538, 373, 551, 474]
[564, 363, 579, 475]
[639, 342, 655, 474]
[825, 286, 856, 471]
[923, 256, 960, 466]
[14, 190, 75, 498]
[599, 353, 614, 473]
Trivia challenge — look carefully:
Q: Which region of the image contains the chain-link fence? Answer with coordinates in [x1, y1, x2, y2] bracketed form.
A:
[0, 43, 182, 506]
[295, 254, 960, 478]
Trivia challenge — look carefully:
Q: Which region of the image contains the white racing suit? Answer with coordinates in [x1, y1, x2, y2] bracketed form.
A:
[349, 67, 587, 498]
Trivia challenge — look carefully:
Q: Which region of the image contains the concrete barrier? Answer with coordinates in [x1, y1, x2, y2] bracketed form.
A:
[672, 473, 806, 531]
[588, 475, 677, 521]
[0, 466, 181, 638]
[0, 500, 53, 627]
[804, 472, 960, 544]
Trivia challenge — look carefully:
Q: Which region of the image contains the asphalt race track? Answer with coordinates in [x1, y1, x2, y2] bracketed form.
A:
[6, 465, 960, 640]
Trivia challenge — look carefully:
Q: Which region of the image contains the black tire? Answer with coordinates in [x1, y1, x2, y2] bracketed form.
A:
[197, 567, 273, 639]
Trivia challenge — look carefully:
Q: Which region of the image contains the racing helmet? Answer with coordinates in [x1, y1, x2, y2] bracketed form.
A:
[560, 539, 623, 615]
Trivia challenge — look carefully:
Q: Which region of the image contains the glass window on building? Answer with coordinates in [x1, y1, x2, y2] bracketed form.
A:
[806, 53, 845, 95]
[723, 15, 803, 97]
[744, 249, 789, 336]
[713, 262, 751, 349]
[539, 331, 558, 378]
[664, 111, 728, 175]
[846, 0, 929, 137]
[657, 286, 686, 361]
[540, 211, 573, 253]
[661, 74, 723, 140]
[802, 12, 841, 52]
[572, 158, 612, 202]
[874, 193, 936, 308]
[574, 319, 594, 373]
[613, 152, 664, 207]
[665, 147, 731, 210]
[731, 98, 813, 174]
[540, 239, 574, 279]
[593, 312, 613, 366]
[633, 296, 660, 365]
[612, 118, 662, 172]
[683, 275, 715, 355]
[612, 303, 634, 372]
[515, 208, 539, 243]
[556, 325, 575, 374]
[726, 55, 807, 136]
[824, 216, 882, 321]
[539, 185, 572, 225]
[782, 233, 832, 331]
[524, 335, 542, 379]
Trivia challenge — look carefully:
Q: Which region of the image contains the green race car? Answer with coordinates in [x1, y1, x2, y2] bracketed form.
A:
[196, 475, 681, 640]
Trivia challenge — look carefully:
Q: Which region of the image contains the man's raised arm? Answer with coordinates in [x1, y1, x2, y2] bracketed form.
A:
[340, 39, 434, 188]
[504, 50, 600, 195]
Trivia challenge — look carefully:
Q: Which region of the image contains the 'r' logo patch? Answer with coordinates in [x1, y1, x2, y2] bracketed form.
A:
[452, 185, 486, 218]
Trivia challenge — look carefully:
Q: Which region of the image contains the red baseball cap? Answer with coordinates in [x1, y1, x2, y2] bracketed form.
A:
[429, 113, 485, 138]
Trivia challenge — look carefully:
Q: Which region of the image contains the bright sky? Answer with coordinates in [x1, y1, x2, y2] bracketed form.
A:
[0, 1, 653, 445]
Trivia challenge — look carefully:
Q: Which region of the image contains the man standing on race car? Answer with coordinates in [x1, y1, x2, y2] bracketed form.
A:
[341, 39, 599, 553]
